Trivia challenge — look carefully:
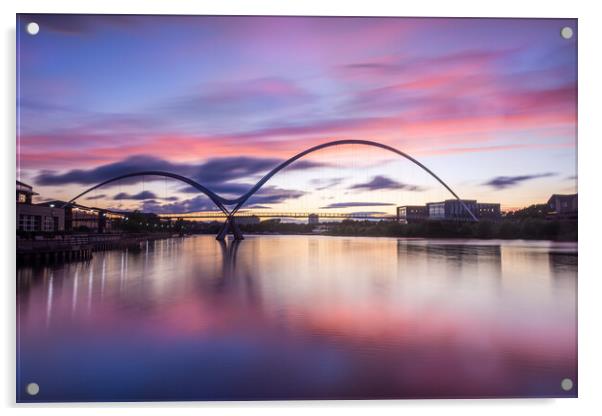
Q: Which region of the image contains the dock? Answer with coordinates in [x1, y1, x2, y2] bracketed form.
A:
[16, 233, 175, 265]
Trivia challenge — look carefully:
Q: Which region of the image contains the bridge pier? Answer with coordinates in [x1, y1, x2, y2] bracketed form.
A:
[216, 215, 245, 241]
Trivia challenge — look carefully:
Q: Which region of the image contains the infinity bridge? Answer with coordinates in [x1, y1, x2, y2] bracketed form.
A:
[158, 211, 397, 220]
[64, 139, 477, 240]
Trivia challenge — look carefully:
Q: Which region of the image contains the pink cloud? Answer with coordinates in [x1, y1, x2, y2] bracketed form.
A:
[18, 106, 576, 172]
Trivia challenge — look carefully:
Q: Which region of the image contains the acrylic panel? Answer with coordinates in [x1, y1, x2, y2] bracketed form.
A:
[16, 14, 577, 402]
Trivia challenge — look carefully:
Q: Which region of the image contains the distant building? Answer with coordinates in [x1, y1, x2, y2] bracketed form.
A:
[39, 200, 98, 232]
[99, 210, 125, 232]
[476, 202, 501, 219]
[397, 205, 428, 223]
[308, 213, 319, 225]
[16, 181, 64, 232]
[235, 215, 261, 225]
[38, 200, 125, 233]
[547, 193, 577, 218]
[397, 199, 501, 222]
[312, 224, 332, 234]
[16, 180, 37, 204]
[17, 204, 65, 232]
[427, 199, 478, 220]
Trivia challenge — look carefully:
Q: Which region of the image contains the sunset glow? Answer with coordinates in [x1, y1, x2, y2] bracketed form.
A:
[17, 15, 577, 213]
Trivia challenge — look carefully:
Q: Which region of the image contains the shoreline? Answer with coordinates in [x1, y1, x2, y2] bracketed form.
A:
[234, 232, 579, 244]
[16, 231, 577, 268]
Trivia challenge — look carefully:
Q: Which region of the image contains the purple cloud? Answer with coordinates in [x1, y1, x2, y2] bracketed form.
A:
[320, 202, 396, 209]
[142, 196, 217, 214]
[35, 156, 188, 186]
[349, 175, 425, 192]
[340, 49, 515, 78]
[85, 194, 107, 200]
[142, 187, 303, 214]
[483, 172, 557, 189]
[191, 156, 322, 186]
[310, 177, 345, 191]
[246, 186, 305, 205]
[114, 191, 160, 201]
[34, 155, 323, 195]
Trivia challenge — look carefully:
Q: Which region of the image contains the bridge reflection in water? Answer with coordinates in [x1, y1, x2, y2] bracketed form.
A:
[17, 235, 577, 401]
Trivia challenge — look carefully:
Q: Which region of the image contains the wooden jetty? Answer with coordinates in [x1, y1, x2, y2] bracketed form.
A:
[16, 233, 173, 265]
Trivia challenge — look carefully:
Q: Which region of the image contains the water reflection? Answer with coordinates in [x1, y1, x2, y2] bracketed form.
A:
[17, 236, 577, 402]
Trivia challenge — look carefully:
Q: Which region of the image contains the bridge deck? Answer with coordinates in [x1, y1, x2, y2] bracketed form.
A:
[158, 212, 397, 220]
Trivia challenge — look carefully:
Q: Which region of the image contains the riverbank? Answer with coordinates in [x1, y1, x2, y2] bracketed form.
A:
[235, 219, 577, 242]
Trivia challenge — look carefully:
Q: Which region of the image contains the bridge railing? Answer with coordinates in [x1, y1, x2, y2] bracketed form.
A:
[158, 212, 397, 219]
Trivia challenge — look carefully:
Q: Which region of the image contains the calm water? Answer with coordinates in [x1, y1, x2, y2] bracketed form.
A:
[17, 235, 577, 402]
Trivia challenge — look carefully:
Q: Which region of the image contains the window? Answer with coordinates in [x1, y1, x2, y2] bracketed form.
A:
[34, 215, 42, 231]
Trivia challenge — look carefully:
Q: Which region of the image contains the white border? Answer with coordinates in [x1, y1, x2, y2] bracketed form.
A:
[2, 1, 601, 415]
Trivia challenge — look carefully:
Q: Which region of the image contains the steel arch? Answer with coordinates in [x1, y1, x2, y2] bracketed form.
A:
[64, 139, 478, 239]
[61, 171, 229, 214]
[229, 139, 478, 221]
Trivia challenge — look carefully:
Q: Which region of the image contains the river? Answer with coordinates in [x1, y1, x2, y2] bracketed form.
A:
[17, 235, 577, 401]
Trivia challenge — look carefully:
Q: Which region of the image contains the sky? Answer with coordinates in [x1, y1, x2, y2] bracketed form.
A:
[16, 15, 577, 214]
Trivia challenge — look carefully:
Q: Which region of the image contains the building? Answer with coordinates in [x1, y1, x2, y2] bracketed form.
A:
[308, 213, 319, 225]
[16, 181, 65, 232]
[427, 199, 478, 220]
[397, 205, 428, 223]
[16, 180, 37, 204]
[17, 203, 65, 232]
[38, 200, 126, 233]
[71, 205, 100, 231]
[103, 211, 126, 232]
[312, 224, 333, 234]
[39, 201, 98, 231]
[397, 199, 501, 222]
[547, 193, 577, 219]
[476, 202, 501, 219]
[235, 215, 261, 225]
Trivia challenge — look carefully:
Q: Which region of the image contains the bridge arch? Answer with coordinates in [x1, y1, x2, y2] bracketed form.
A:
[62, 171, 229, 214]
[64, 140, 478, 233]
[229, 139, 478, 221]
